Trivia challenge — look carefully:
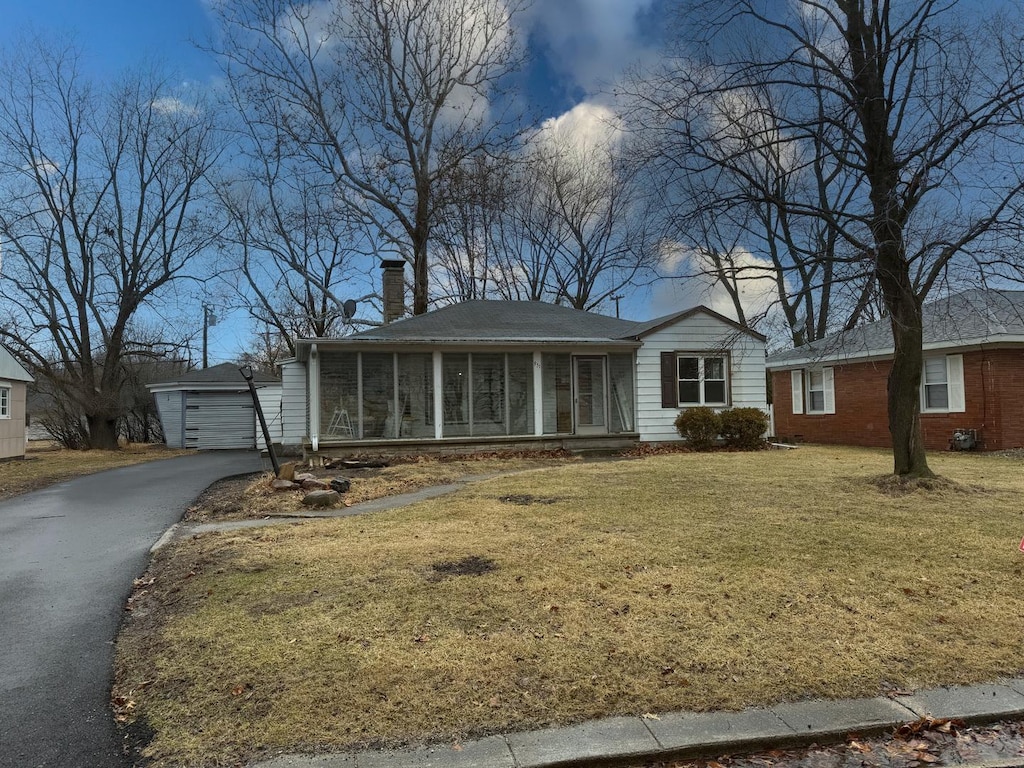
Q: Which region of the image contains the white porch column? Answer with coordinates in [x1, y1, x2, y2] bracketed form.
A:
[433, 351, 444, 440]
[309, 343, 320, 452]
[533, 351, 544, 436]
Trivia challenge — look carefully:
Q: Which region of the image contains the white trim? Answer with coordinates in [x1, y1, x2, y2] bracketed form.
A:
[433, 352, 443, 440]
[822, 367, 835, 415]
[532, 351, 544, 437]
[0, 385, 10, 419]
[309, 343, 320, 452]
[947, 354, 965, 413]
[791, 370, 803, 414]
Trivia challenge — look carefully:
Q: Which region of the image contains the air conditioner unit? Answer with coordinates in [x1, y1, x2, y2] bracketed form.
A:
[951, 428, 977, 451]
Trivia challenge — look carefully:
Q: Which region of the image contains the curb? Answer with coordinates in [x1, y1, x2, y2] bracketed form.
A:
[248, 681, 1024, 768]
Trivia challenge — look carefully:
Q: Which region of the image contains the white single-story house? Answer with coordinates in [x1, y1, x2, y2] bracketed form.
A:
[278, 295, 768, 455]
[149, 363, 282, 450]
[0, 346, 33, 459]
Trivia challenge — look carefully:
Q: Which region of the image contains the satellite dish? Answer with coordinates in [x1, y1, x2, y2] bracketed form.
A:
[343, 299, 357, 320]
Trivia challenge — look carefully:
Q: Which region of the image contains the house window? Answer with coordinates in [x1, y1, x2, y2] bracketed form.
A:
[790, 367, 834, 414]
[920, 354, 965, 413]
[677, 355, 728, 406]
[922, 357, 948, 409]
[0, 386, 8, 418]
[807, 370, 826, 412]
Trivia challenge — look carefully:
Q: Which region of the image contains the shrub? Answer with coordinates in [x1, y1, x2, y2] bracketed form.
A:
[719, 407, 769, 450]
[674, 407, 721, 450]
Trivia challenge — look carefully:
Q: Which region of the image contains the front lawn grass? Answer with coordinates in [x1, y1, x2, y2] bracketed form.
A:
[0, 442, 186, 501]
[113, 446, 1024, 766]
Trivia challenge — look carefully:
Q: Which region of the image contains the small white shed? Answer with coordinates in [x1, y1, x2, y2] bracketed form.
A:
[0, 346, 33, 459]
[149, 363, 281, 450]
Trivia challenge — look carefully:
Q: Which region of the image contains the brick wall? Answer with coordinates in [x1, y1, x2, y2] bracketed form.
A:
[770, 348, 1024, 451]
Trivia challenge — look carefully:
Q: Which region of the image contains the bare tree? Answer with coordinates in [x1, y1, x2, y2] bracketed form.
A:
[208, 0, 525, 316]
[631, 0, 1024, 477]
[433, 112, 657, 312]
[527, 127, 655, 310]
[0, 37, 220, 449]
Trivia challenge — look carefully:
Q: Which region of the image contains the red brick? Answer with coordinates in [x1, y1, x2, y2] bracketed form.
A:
[771, 348, 1024, 451]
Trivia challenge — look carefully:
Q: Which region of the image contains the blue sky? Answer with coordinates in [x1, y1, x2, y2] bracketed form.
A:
[0, 0, 682, 364]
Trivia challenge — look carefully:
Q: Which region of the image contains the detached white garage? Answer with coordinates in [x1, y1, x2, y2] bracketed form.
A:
[149, 363, 281, 450]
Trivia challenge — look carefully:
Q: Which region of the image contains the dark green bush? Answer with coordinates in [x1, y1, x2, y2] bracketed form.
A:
[719, 407, 769, 450]
[674, 407, 721, 450]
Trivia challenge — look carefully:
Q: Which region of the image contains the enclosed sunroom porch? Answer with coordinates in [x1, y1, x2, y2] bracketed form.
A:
[297, 345, 639, 454]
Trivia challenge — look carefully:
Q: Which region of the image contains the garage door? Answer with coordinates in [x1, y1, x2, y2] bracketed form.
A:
[185, 392, 255, 449]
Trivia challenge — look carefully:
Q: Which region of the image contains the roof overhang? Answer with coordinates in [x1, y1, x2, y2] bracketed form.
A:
[293, 337, 642, 362]
[147, 381, 281, 393]
[766, 335, 1024, 370]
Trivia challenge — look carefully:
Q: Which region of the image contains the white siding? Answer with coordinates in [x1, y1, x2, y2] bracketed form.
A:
[255, 384, 283, 448]
[154, 390, 185, 448]
[636, 314, 767, 442]
[280, 360, 308, 446]
[185, 392, 255, 449]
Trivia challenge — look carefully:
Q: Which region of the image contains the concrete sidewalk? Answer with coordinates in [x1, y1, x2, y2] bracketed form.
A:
[250, 680, 1024, 768]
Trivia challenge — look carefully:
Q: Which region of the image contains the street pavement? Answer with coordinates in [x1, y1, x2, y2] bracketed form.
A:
[0, 451, 262, 768]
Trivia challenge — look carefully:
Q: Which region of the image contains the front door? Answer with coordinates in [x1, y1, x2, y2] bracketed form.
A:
[573, 356, 607, 435]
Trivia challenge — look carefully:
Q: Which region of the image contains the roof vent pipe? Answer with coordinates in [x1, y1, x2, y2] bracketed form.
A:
[380, 260, 406, 324]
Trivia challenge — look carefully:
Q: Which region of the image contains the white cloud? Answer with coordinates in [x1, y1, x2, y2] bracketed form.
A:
[150, 96, 200, 116]
[521, 0, 659, 97]
[529, 101, 623, 160]
[651, 242, 779, 323]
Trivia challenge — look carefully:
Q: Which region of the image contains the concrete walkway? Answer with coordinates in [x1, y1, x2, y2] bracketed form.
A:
[153, 472, 509, 551]
[251, 681, 1024, 768]
[150, 472, 1024, 768]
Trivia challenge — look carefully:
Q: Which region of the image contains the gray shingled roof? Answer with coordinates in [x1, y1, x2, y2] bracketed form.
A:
[347, 300, 640, 342]
[336, 300, 765, 344]
[161, 362, 280, 385]
[767, 289, 1024, 367]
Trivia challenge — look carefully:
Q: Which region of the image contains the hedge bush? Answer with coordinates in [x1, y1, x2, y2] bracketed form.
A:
[719, 407, 769, 450]
[674, 407, 721, 451]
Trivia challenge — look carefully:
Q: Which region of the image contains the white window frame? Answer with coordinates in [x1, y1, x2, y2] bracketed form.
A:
[920, 354, 965, 413]
[0, 385, 9, 419]
[791, 367, 834, 414]
[676, 353, 729, 407]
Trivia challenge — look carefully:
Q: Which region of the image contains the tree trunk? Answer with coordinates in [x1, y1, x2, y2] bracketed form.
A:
[881, 280, 933, 477]
[86, 414, 120, 451]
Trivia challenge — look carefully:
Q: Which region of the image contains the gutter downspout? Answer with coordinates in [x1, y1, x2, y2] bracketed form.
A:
[310, 343, 320, 453]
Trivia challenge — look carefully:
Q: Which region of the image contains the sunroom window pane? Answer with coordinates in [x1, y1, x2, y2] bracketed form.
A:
[542, 354, 572, 433]
[442, 354, 470, 437]
[472, 353, 505, 436]
[361, 353, 395, 439]
[608, 353, 634, 433]
[398, 353, 433, 438]
[320, 351, 358, 438]
[507, 354, 534, 436]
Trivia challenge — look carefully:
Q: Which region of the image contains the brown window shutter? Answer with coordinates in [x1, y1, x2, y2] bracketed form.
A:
[661, 352, 677, 408]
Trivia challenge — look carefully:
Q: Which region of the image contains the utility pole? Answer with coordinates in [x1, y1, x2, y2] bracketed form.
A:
[202, 305, 216, 369]
[611, 294, 623, 319]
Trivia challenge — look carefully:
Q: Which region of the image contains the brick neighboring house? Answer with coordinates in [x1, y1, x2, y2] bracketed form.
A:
[767, 289, 1024, 451]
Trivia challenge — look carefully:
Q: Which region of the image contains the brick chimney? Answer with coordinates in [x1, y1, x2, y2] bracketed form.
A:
[380, 260, 406, 324]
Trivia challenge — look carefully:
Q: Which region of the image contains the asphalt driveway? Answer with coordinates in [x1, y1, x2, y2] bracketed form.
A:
[0, 451, 263, 768]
